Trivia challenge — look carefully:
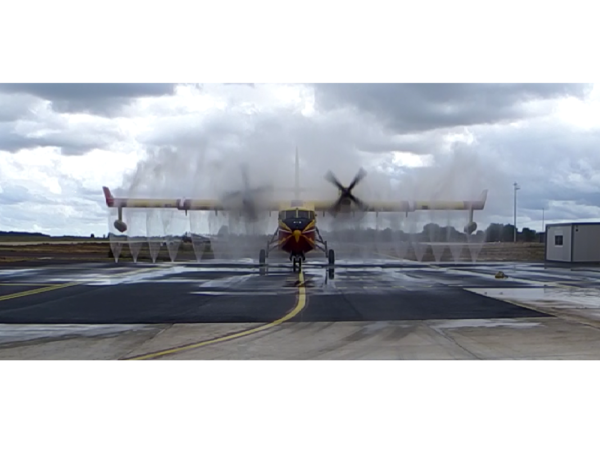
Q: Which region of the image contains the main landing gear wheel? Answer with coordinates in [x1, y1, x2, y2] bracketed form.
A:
[328, 249, 335, 265]
[259, 249, 266, 275]
[259, 249, 266, 265]
[328, 249, 335, 279]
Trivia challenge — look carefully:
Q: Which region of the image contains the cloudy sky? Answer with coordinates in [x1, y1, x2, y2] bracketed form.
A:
[0, 82, 599, 236]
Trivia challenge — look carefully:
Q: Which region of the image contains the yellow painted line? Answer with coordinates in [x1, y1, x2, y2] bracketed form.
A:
[0, 282, 82, 302]
[124, 271, 309, 360]
[0, 265, 167, 303]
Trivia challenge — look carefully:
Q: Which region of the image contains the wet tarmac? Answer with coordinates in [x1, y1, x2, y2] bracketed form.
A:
[2, 255, 600, 359]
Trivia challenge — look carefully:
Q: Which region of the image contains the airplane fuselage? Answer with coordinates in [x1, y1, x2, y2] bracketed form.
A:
[277, 207, 317, 258]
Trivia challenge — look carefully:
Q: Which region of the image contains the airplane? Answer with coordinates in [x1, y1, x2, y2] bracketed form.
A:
[102, 148, 488, 273]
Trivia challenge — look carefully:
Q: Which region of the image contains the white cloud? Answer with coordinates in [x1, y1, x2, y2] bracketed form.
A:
[553, 84, 600, 130]
[0, 82, 598, 236]
[391, 152, 433, 168]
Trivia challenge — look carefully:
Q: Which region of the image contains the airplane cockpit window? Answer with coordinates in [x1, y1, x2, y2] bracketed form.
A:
[297, 210, 314, 220]
[280, 209, 314, 220]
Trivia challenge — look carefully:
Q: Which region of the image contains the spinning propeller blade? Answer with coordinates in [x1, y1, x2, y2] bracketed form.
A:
[347, 167, 367, 191]
[221, 164, 273, 220]
[324, 168, 368, 214]
[325, 171, 345, 192]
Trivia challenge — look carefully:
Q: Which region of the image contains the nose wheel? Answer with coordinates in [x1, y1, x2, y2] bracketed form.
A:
[292, 254, 306, 272]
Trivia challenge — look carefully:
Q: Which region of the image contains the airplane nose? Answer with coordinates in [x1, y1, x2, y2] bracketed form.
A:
[293, 230, 301, 243]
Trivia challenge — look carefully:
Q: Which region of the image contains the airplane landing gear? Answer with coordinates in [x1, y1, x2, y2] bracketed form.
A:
[292, 253, 304, 272]
[328, 248, 335, 279]
[259, 249, 267, 275]
[259, 249, 266, 265]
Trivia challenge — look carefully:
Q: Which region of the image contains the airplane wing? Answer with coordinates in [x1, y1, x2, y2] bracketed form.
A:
[103, 186, 229, 211]
[104, 186, 488, 213]
[309, 190, 488, 213]
[102, 187, 281, 212]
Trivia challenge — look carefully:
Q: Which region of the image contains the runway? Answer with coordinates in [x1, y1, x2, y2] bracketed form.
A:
[2, 255, 600, 359]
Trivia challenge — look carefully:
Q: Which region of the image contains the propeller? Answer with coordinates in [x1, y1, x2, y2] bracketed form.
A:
[221, 163, 273, 220]
[324, 167, 368, 215]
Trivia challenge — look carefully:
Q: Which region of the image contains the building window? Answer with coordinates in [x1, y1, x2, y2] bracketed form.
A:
[555, 235, 563, 246]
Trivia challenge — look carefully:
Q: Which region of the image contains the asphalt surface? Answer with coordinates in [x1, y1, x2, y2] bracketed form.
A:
[0, 258, 550, 324]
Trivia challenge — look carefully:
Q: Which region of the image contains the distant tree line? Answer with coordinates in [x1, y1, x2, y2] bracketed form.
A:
[109, 223, 543, 243]
[0, 231, 50, 237]
[315, 223, 543, 243]
[84, 223, 546, 243]
[483, 223, 540, 242]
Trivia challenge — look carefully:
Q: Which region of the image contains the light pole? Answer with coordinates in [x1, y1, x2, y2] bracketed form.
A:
[513, 182, 520, 242]
[542, 208, 545, 233]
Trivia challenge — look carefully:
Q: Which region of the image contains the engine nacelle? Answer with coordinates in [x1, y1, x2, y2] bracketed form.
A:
[177, 199, 190, 210]
[464, 221, 477, 235]
[114, 220, 127, 233]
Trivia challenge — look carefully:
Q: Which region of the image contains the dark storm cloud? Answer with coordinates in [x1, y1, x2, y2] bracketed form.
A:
[0, 83, 177, 117]
[313, 83, 593, 134]
[0, 93, 42, 122]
